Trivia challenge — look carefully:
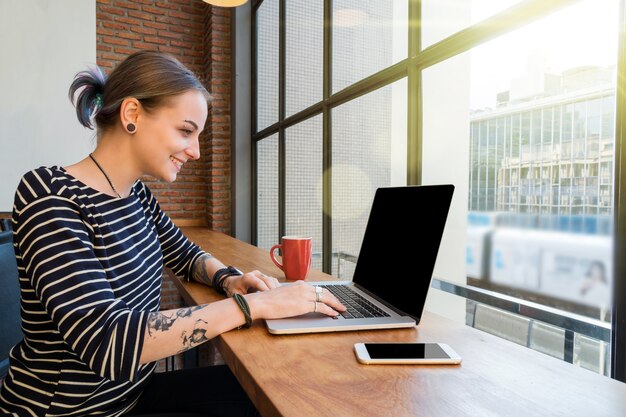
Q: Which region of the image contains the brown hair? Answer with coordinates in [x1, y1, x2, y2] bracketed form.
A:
[69, 51, 210, 133]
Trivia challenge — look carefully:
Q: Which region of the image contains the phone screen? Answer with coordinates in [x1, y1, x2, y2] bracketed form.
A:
[364, 343, 450, 359]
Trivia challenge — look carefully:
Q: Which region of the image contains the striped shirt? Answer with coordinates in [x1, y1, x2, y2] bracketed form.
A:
[0, 167, 205, 417]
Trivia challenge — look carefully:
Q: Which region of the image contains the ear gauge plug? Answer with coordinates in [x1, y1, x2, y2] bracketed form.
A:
[127, 123, 136, 133]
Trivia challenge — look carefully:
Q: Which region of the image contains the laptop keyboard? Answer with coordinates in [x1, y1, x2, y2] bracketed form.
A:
[326, 285, 390, 319]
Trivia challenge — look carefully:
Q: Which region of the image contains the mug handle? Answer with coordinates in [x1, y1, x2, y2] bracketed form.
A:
[270, 244, 284, 270]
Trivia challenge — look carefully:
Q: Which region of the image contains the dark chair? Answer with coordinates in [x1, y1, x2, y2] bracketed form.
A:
[0, 218, 11, 231]
[0, 229, 22, 379]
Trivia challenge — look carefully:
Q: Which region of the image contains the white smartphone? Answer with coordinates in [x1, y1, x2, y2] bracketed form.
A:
[353, 342, 462, 365]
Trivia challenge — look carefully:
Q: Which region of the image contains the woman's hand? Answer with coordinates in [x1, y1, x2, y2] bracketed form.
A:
[221, 270, 280, 296]
[246, 281, 347, 320]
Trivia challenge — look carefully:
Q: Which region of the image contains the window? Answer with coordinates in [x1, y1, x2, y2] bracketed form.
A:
[285, 1, 323, 117]
[285, 116, 323, 271]
[256, 0, 279, 132]
[331, 79, 407, 277]
[332, 0, 407, 93]
[252, 0, 625, 380]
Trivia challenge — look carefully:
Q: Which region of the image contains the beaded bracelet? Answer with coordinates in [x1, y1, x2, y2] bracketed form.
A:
[233, 293, 252, 329]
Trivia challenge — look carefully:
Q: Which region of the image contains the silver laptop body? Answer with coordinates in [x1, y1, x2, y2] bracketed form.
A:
[265, 184, 455, 335]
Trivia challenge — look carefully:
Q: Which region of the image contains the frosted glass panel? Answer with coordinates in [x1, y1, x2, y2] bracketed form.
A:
[331, 78, 407, 279]
[257, 134, 279, 250]
[286, 0, 323, 117]
[285, 115, 323, 271]
[332, 0, 407, 93]
[256, 0, 279, 132]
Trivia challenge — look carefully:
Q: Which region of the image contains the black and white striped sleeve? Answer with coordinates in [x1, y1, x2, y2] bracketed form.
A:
[15, 193, 148, 383]
[139, 183, 206, 282]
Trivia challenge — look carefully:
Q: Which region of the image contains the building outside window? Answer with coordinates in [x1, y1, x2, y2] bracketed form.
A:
[467, 66, 615, 320]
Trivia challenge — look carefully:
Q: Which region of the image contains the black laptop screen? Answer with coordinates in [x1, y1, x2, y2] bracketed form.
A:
[351, 185, 454, 320]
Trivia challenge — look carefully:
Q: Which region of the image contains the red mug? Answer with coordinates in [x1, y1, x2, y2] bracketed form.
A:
[270, 236, 312, 280]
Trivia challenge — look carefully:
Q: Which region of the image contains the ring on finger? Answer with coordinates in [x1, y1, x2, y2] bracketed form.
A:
[313, 301, 318, 313]
[315, 286, 323, 302]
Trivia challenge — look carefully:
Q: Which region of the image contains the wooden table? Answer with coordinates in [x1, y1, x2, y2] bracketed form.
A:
[171, 227, 626, 417]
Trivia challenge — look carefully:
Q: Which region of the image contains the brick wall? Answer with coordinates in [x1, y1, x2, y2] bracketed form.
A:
[96, 0, 233, 368]
[96, 0, 232, 232]
[204, 7, 233, 232]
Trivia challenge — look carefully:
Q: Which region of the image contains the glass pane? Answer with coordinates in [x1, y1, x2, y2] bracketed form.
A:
[286, 0, 323, 117]
[423, 0, 618, 376]
[256, 0, 279, 132]
[421, 0, 522, 49]
[285, 115, 323, 272]
[331, 78, 407, 279]
[332, 0, 408, 93]
[257, 134, 279, 251]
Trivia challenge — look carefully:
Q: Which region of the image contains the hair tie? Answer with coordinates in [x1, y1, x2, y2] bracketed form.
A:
[94, 93, 103, 107]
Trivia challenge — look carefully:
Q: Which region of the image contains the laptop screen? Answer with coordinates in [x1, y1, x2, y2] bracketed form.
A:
[352, 185, 454, 320]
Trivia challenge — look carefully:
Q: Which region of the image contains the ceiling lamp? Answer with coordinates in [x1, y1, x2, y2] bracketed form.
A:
[203, 0, 248, 7]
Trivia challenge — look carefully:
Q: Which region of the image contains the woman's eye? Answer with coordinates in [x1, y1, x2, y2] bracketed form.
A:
[181, 129, 193, 136]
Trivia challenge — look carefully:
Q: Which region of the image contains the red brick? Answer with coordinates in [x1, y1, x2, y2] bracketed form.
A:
[143, 36, 168, 45]
[117, 31, 142, 40]
[102, 36, 130, 46]
[143, 21, 169, 30]
[113, 46, 138, 56]
[157, 45, 180, 54]
[114, 16, 143, 26]
[169, 10, 192, 20]
[103, 21, 129, 30]
[97, 27, 115, 36]
[96, 12, 114, 22]
[155, 1, 180, 10]
[129, 10, 156, 21]
[113, 1, 140, 11]
[130, 26, 156, 35]
[132, 41, 158, 49]
[99, 6, 125, 16]
[157, 30, 184, 40]
[170, 39, 193, 49]
[142, 5, 168, 15]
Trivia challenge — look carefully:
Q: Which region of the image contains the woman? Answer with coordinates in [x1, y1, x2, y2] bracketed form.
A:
[0, 51, 344, 417]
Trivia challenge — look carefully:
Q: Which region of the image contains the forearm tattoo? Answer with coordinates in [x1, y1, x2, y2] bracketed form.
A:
[181, 319, 210, 351]
[191, 253, 214, 285]
[146, 305, 208, 351]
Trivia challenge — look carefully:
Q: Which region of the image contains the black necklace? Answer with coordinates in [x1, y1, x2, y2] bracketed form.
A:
[89, 153, 122, 198]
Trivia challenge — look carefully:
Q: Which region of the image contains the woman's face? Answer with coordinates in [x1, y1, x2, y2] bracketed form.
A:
[133, 89, 208, 182]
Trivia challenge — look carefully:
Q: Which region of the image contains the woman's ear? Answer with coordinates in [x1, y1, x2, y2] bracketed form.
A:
[119, 97, 141, 134]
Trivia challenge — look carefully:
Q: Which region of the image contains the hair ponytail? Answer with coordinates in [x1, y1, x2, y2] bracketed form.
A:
[68, 66, 106, 129]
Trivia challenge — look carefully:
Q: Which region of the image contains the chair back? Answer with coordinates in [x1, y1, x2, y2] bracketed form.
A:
[0, 229, 22, 378]
[0, 218, 11, 231]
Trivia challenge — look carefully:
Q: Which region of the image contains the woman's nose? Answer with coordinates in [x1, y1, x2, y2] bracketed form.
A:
[186, 137, 201, 160]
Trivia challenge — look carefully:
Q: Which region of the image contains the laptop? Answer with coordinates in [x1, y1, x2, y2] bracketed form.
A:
[265, 184, 455, 335]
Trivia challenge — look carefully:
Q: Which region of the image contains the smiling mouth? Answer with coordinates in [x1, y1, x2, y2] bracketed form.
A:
[170, 156, 184, 170]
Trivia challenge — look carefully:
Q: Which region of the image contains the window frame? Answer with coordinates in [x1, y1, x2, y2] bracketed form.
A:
[248, 0, 626, 381]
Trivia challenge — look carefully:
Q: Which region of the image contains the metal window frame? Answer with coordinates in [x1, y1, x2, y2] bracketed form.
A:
[250, 0, 626, 382]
